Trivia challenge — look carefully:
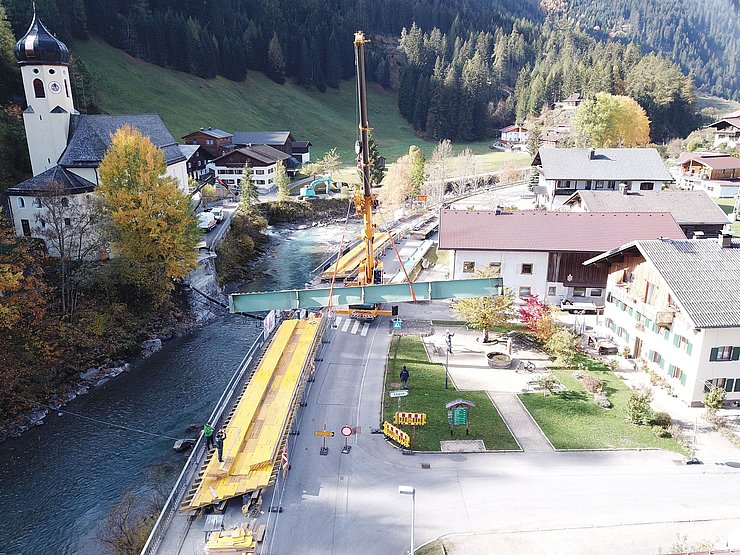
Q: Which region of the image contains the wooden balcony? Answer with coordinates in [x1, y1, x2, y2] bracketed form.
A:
[655, 311, 675, 327]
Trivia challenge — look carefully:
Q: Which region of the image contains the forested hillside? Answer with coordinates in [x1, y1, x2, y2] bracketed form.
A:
[568, 0, 740, 101]
[0, 0, 733, 148]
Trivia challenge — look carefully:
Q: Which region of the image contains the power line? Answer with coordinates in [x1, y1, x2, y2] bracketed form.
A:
[13, 394, 183, 441]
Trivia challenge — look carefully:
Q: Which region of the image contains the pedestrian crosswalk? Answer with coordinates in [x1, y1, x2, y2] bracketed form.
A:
[332, 316, 370, 336]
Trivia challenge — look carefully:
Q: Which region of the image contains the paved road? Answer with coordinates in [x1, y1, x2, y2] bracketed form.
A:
[255, 316, 740, 555]
[201, 201, 239, 249]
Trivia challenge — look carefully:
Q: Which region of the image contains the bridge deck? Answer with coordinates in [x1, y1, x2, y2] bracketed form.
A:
[320, 231, 391, 281]
[181, 317, 321, 511]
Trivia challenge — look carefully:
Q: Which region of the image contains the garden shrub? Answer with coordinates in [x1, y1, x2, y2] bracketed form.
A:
[652, 425, 672, 439]
[582, 375, 604, 394]
[651, 411, 672, 428]
[627, 387, 654, 425]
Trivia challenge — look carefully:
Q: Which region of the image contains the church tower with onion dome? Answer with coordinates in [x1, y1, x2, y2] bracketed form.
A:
[14, 11, 77, 176]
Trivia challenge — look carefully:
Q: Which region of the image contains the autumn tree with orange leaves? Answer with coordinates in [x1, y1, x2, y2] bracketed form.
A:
[97, 125, 199, 306]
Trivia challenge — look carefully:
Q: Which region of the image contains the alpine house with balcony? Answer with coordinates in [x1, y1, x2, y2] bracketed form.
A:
[584, 235, 740, 406]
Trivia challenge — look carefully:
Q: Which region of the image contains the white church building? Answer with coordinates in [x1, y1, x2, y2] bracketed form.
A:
[5, 14, 188, 252]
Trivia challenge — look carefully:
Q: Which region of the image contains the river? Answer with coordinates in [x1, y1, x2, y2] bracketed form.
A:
[0, 222, 357, 554]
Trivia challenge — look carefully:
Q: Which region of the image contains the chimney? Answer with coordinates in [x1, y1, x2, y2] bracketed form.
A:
[589, 148, 596, 160]
[719, 232, 732, 248]
[619, 183, 629, 195]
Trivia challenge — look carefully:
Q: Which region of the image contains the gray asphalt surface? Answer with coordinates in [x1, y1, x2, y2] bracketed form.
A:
[254, 313, 740, 555]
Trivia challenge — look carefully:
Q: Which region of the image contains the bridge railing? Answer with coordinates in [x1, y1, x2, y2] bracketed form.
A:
[140, 317, 278, 555]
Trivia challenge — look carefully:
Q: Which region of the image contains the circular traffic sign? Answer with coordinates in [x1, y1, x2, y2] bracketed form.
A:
[341, 425, 353, 437]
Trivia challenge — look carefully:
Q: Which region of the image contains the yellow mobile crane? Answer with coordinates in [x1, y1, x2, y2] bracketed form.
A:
[352, 30, 381, 287]
[334, 32, 397, 320]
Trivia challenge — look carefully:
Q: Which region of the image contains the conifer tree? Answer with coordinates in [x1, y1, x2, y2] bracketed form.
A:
[368, 134, 385, 187]
[267, 32, 286, 84]
[408, 146, 425, 197]
[325, 31, 341, 89]
[275, 161, 290, 201]
[240, 162, 259, 208]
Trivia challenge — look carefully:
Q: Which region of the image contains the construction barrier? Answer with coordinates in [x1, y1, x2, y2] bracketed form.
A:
[383, 421, 410, 448]
[393, 412, 427, 426]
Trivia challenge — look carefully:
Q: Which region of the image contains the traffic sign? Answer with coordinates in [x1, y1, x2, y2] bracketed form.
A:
[417, 195, 428, 201]
[389, 389, 409, 398]
[341, 425, 353, 437]
[393, 318, 403, 329]
[314, 430, 335, 437]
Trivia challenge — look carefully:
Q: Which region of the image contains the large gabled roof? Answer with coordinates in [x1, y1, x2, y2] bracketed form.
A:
[532, 148, 673, 182]
[675, 152, 740, 170]
[6, 166, 96, 195]
[585, 238, 740, 329]
[706, 112, 740, 131]
[232, 131, 293, 146]
[182, 127, 232, 140]
[212, 145, 290, 165]
[562, 190, 730, 226]
[59, 114, 185, 168]
[438, 210, 685, 253]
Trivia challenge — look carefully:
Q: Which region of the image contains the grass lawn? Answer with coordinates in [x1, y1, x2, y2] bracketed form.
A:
[696, 95, 740, 115]
[415, 539, 446, 555]
[71, 39, 533, 172]
[72, 39, 534, 167]
[519, 355, 685, 453]
[715, 198, 739, 237]
[383, 335, 519, 451]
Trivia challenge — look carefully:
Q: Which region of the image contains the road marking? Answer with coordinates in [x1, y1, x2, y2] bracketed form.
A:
[360, 323, 369, 336]
[351, 320, 360, 334]
[334, 316, 343, 329]
[342, 318, 351, 332]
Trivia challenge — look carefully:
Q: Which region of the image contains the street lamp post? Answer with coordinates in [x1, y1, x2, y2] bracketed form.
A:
[445, 349, 449, 389]
[398, 485, 415, 555]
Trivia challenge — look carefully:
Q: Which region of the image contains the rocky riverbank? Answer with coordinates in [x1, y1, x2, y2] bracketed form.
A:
[0, 298, 197, 443]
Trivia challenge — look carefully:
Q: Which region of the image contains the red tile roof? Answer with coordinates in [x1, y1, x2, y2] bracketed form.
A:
[438, 210, 686, 252]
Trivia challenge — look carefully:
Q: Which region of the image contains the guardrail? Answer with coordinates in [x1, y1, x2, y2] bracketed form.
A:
[140, 318, 278, 555]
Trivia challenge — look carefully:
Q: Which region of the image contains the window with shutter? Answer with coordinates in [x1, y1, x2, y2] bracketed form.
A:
[731, 347, 740, 361]
[710, 347, 719, 361]
[686, 342, 693, 355]
[680, 373, 687, 386]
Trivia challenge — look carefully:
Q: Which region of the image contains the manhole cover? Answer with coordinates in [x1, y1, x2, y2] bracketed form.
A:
[421, 463, 430, 469]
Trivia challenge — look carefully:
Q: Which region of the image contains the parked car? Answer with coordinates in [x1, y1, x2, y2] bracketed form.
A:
[198, 212, 217, 232]
[211, 206, 224, 222]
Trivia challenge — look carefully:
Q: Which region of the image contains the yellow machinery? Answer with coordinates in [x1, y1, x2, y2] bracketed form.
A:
[320, 231, 392, 281]
[181, 317, 323, 511]
[351, 31, 383, 287]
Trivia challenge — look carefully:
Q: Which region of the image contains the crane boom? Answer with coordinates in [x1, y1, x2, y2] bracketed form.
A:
[353, 31, 378, 286]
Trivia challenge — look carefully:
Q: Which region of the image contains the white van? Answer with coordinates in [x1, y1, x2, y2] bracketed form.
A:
[198, 212, 217, 232]
[211, 206, 224, 222]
